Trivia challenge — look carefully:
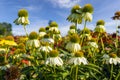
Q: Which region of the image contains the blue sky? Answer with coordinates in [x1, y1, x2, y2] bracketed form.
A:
[0, 0, 120, 36]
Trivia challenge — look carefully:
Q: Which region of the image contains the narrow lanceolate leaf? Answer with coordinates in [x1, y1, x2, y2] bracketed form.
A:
[83, 65, 102, 75]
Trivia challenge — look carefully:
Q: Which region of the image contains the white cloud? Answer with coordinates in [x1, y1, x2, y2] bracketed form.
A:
[48, 0, 81, 8]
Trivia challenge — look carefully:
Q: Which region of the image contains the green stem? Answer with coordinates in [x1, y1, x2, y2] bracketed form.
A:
[101, 38, 104, 51]
[80, 20, 87, 46]
[75, 21, 78, 32]
[110, 64, 113, 80]
[4, 47, 9, 63]
[23, 25, 28, 37]
[116, 25, 118, 49]
[115, 70, 120, 80]
[75, 65, 78, 80]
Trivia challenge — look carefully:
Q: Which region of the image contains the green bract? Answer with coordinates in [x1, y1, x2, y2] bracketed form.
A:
[29, 31, 38, 40]
[49, 21, 58, 27]
[70, 34, 80, 43]
[82, 4, 94, 13]
[49, 50, 59, 57]
[18, 9, 28, 17]
[96, 20, 105, 26]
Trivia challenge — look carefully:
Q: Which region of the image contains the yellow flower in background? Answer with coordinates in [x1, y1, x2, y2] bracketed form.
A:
[0, 39, 17, 46]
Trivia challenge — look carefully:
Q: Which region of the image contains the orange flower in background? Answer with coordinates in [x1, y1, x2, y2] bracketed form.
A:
[21, 59, 29, 65]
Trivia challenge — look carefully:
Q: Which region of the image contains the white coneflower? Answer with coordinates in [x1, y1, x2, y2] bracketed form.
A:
[39, 32, 46, 38]
[88, 42, 98, 48]
[102, 54, 110, 64]
[66, 42, 81, 53]
[83, 12, 93, 22]
[0, 64, 11, 70]
[94, 25, 106, 33]
[39, 27, 46, 38]
[26, 32, 40, 49]
[94, 20, 106, 33]
[49, 27, 60, 33]
[66, 34, 81, 53]
[45, 50, 63, 66]
[68, 29, 76, 35]
[39, 46, 52, 53]
[108, 53, 120, 65]
[82, 4, 94, 22]
[26, 39, 40, 49]
[14, 9, 30, 25]
[68, 51, 88, 65]
[40, 34, 54, 44]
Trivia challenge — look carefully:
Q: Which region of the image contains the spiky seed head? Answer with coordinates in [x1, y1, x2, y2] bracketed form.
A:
[75, 51, 84, 57]
[71, 4, 81, 13]
[96, 20, 105, 26]
[70, 24, 76, 29]
[44, 34, 50, 38]
[82, 4, 94, 13]
[49, 21, 58, 27]
[49, 50, 59, 57]
[45, 26, 50, 30]
[29, 31, 38, 40]
[18, 9, 28, 17]
[70, 34, 80, 43]
[39, 27, 46, 32]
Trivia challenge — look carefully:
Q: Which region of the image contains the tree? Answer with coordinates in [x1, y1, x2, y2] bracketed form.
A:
[0, 22, 12, 36]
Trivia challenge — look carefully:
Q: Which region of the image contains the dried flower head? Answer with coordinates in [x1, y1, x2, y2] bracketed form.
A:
[29, 31, 38, 40]
[5, 65, 20, 80]
[82, 4, 94, 13]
